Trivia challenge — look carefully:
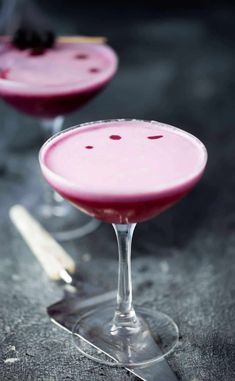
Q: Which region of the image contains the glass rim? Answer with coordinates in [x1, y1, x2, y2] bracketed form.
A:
[39, 118, 208, 201]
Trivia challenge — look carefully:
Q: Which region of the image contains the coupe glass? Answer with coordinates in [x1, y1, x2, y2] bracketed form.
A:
[0, 40, 117, 240]
[39, 119, 207, 367]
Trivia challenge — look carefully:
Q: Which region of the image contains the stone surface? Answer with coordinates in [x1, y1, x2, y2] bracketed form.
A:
[0, 3, 235, 381]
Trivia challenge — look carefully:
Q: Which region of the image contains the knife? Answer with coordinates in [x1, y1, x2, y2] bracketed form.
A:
[10, 205, 178, 381]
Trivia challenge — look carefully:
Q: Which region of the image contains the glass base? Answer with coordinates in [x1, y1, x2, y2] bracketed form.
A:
[22, 193, 100, 241]
[72, 305, 179, 368]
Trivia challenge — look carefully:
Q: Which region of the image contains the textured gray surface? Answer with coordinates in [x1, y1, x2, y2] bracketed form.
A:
[0, 4, 235, 381]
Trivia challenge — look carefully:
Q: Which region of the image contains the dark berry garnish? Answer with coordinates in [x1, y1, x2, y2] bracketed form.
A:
[12, 28, 55, 50]
[42, 31, 55, 48]
[29, 31, 43, 49]
[12, 28, 29, 49]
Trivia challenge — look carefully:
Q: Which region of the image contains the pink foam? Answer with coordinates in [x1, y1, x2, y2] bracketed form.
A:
[0, 42, 117, 116]
[40, 120, 207, 223]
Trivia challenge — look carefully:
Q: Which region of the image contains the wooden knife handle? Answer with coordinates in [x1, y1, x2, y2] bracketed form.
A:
[9, 205, 76, 280]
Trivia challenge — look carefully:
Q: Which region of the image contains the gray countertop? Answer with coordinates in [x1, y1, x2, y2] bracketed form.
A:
[0, 4, 234, 380]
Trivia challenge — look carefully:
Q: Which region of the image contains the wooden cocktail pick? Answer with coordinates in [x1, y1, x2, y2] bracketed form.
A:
[0, 35, 107, 45]
[57, 35, 107, 44]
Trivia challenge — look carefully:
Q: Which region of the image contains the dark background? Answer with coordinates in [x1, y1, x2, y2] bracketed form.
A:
[0, 1, 234, 380]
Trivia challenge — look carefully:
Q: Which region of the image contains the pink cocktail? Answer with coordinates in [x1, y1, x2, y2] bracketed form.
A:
[40, 119, 207, 367]
[0, 41, 117, 240]
[40, 119, 206, 223]
[0, 41, 117, 117]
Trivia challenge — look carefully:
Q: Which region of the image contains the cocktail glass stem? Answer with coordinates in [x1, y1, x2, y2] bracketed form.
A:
[37, 116, 100, 240]
[72, 219, 179, 366]
[41, 116, 64, 139]
[40, 116, 67, 217]
[112, 223, 139, 329]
